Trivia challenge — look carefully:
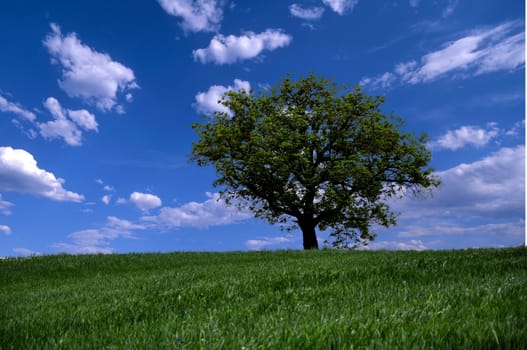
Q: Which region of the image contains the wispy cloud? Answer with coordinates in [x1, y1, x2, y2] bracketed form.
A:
[289, 4, 325, 20]
[0, 95, 36, 121]
[0, 225, 11, 235]
[442, 0, 459, 18]
[53, 216, 145, 254]
[0, 194, 13, 215]
[12, 247, 42, 256]
[359, 239, 428, 251]
[245, 235, 297, 250]
[361, 20, 524, 89]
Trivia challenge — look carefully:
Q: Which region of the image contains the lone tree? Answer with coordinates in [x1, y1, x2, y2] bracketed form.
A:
[191, 74, 439, 249]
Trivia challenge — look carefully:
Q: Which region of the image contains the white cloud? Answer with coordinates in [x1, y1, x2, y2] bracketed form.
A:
[53, 216, 145, 254]
[103, 185, 115, 192]
[0, 194, 13, 215]
[130, 192, 162, 211]
[0, 146, 84, 202]
[0, 225, 11, 235]
[101, 195, 111, 205]
[429, 123, 500, 150]
[43, 23, 138, 112]
[398, 221, 524, 239]
[0, 95, 36, 121]
[38, 97, 97, 146]
[359, 72, 396, 90]
[442, 0, 459, 18]
[359, 239, 428, 251]
[289, 4, 325, 20]
[157, 0, 224, 33]
[409, 0, 420, 8]
[12, 247, 42, 256]
[142, 192, 252, 229]
[245, 236, 296, 250]
[193, 29, 292, 64]
[67, 109, 98, 131]
[195, 79, 250, 114]
[361, 21, 524, 88]
[322, 0, 358, 15]
[390, 145, 524, 243]
[430, 145, 525, 218]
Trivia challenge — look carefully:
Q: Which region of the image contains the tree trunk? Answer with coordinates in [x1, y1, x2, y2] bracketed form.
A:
[299, 220, 319, 250]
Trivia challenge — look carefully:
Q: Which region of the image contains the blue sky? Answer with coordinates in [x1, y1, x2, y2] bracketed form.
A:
[0, 0, 524, 256]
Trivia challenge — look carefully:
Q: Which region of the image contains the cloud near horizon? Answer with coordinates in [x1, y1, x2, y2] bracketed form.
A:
[388, 145, 525, 246]
[142, 192, 252, 229]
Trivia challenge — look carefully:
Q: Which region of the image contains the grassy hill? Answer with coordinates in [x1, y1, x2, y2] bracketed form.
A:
[1, 247, 526, 349]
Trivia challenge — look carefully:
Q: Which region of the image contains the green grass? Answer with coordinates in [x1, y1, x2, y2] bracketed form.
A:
[1, 247, 526, 349]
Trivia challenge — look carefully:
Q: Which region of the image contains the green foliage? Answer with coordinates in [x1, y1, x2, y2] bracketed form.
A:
[1, 248, 526, 349]
[192, 74, 439, 249]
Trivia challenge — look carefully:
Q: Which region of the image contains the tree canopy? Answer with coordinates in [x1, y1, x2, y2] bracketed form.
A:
[191, 74, 440, 249]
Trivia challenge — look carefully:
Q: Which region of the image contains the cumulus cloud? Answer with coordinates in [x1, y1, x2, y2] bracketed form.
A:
[38, 97, 97, 146]
[195, 79, 250, 114]
[0, 95, 36, 121]
[245, 236, 296, 250]
[157, 0, 224, 32]
[429, 123, 500, 151]
[322, 0, 358, 14]
[0, 225, 11, 235]
[43, 23, 138, 112]
[101, 195, 111, 205]
[361, 20, 524, 89]
[193, 29, 292, 64]
[130, 192, 162, 211]
[53, 216, 145, 254]
[289, 4, 325, 20]
[0, 146, 84, 202]
[431, 145, 524, 218]
[388, 145, 525, 246]
[142, 192, 252, 229]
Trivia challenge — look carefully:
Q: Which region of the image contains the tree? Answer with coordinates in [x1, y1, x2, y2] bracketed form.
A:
[191, 74, 440, 250]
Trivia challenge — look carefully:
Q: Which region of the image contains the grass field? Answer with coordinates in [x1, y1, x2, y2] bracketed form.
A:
[1, 247, 526, 349]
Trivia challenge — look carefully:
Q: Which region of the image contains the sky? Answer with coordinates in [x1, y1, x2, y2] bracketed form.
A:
[0, 0, 524, 257]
